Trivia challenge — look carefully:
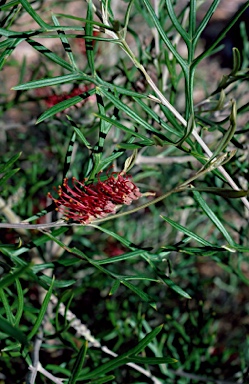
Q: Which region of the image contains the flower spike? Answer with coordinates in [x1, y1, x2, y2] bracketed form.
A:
[48, 171, 142, 224]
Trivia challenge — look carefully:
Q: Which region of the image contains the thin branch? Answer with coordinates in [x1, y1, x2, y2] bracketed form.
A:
[26, 329, 43, 384]
[29, 363, 64, 384]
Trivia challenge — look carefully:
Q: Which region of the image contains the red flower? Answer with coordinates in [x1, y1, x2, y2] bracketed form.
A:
[43, 84, 95, 113]
[48, 171, 142, 224]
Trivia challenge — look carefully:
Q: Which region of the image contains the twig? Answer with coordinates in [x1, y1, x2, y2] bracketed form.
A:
[26, 329, 43, 384]
[29, 363, 64, 384]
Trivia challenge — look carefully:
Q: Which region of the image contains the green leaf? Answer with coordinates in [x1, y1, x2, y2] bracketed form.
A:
[193, 2, 249, 67]
[0, 0, 19, 11]
[80, 325, 163, 379]
[52, 14, 78, 70]
[122, 0, 135, 38]
[31, 263, 55, 274]
[192, 190, 236, 246]
[165, 0, 189, 45]
[161, 216, 213, 246]
[141, 0, 186, 71]
[0, 288, 15, 325]
[14, 279, 24, 326]
[97, 250, 144, 264]
[27, 38, 74, 71]
[36, 87, 96, 124]
[0, 265, 29, 290]
[27, 277, 55, 340]
[73, 126, 92, 149]
[156, 274, 191, 299]
[85, 0, 95, 74]
[121, 280, 157, 309]
[230, 47, 242, 76]
[94, 113, 154, 143]
[68, 341, 88, 384]
[175, 113, 195, 147]
[117, 142, 151, 150]
[89, 376, 115, 384]
[109, 280, 120, 296]
[88, 92, 112, 179]
[12, 73, 87, 90]
[90, 225, 136, 250]
[0, 152, 21, 173]
[39, 275, 76, 288]
[134, 96, 182, 139]
[19, 0, 49, 29]
[203, 101, 237, 167]
[100, 88, 169, 137]
[193, 187, 249, 199]
[0, 315, 28, 345]
[0, 168, 20, 187]
[129, 356, 177, 364]
[0, 38, 24, 70]
[128, 324, 164, 355]
[62, 130, 77, 179]
[193, 0, 220, 47]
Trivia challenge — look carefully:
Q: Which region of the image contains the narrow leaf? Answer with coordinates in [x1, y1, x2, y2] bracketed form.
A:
[0, 168, 20, 187]
[73, 127, 92, 150]
[192, 190, 236, 246]
[94, 113, 154, 143]
[68, 341, 88, 384]
[12, 73, 87, 90]
[52, 14, 77, 70]
[165, 0, 189, 44]
[27, 277, 54, 340]
[0, 265, 29, 290]
[14, 278, 24, 326]
[194, 187, 249, 199]
[0, 152, 21, 173]
[26, 38, 74, 71]
[121, 280, 157, 309]
[0, 315, 28, 345]
[19, 0, 49, 28]
[80, 325, 163, 379]
[161, 216, 213, 246]
[0, 289, 15, 325]
[63, 131, 77, 179]
[109, 280, 120, 296]
[128, 324, 164, 356]
[141, 0, 186, 70]
[156, 274, 191, 299]
[36, 88, 96, 124]
[100, 88, 168, 137]
[85, 0, 95, 74]
[129, 356, 177, 364]
[89, 376, 115, 383]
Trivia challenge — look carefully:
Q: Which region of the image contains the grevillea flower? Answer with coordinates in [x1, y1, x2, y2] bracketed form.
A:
[48, 171, 142, 224]
[36, 84, 96, 115]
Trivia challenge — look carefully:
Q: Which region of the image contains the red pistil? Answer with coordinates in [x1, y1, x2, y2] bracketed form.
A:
[48, 171, 142, 224]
